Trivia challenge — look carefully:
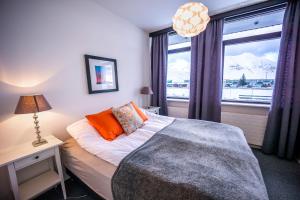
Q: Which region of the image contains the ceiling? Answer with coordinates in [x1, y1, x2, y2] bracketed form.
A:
[96, 0, 267, 33]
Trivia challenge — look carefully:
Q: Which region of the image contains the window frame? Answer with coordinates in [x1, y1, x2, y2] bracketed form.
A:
[167, 33, 191, 100]
[221, 10, 284, 105]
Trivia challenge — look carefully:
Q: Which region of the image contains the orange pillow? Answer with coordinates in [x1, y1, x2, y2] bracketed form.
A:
[86, 108, 124, 141]
[130, 101, 148, 122]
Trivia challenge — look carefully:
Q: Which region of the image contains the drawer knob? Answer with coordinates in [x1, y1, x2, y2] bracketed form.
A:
[34, 155, 39, 159]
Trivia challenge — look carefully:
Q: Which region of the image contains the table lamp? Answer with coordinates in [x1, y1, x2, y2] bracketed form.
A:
[140, 86, 153, 95]
[14, 95, 52, 147]
[140, 86, 153, 109]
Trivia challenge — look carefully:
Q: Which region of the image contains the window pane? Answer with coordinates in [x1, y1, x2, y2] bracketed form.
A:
[222, 38, 280, 103]
[168, 42, 191, 50]
[223, 9, 284, 35]
[223, 24, 282, 40]
[167, 51, 191, 98]
[168, 33, 190, 45]
[168, 33, 191, 50]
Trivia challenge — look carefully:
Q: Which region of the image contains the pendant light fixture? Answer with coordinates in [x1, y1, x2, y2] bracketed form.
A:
[173, 2, 210, 37]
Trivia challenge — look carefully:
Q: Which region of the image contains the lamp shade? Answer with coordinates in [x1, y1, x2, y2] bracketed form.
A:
[15, 95, 52, 114]
[172, 2, 210, 37]
[140, 87, 153, 95]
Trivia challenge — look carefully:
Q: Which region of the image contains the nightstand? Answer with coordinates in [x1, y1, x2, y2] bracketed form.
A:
[0, 135, 66, 200]
[144, 106, 160, 114]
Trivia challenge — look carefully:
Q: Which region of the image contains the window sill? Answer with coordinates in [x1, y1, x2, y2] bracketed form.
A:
[167, 98, 189, 103]
[221, 101, 270, 108]
[167, 99, 270, 108]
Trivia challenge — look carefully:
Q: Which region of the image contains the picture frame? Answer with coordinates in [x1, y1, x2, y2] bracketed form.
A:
[84, 54, 119, 94]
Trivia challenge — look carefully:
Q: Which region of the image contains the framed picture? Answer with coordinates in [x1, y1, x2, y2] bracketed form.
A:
[85, 54, 119, 94]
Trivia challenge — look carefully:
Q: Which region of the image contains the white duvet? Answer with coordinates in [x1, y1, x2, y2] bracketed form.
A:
[67, 111, 174, 166]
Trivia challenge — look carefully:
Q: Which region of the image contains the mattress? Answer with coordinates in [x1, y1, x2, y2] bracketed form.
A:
[61, 138, 116, 200]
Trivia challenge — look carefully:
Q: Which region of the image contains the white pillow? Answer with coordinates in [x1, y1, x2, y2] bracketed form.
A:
[66, 118, 106, 143]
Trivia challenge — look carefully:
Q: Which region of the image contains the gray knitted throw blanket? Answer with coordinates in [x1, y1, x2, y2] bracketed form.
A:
[112, 119, 268, 200]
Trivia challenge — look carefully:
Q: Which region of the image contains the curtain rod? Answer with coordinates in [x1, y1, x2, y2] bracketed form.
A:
[149, 0, 287, 37]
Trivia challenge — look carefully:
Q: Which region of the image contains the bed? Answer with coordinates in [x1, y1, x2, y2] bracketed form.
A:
[62, 111, 173, 199]
[62, 111, 268, 200]
[62, 138, 116, 200]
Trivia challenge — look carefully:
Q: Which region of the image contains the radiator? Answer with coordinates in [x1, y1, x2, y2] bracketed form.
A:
[168, 102, 269, 147]
[168, 106, 188, 118]
[221, 112, 268, 146]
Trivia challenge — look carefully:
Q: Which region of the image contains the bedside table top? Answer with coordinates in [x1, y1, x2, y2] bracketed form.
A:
[0, 135, 63, 167]
[144, 106, 160, 109]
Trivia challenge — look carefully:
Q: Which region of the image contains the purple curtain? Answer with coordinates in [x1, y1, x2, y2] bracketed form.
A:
[262, 0, 300, 160]
[188, 19, 223, 122]
[151, 33, 168, 115]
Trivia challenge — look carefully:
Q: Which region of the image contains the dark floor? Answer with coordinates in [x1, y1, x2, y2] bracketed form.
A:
[252, 149, 300, 200]
[35, 176, 104, 200]
[35, 149, 300, 200]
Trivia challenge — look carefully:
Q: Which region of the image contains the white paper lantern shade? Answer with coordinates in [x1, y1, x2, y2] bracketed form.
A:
[173, 2, 210, 37]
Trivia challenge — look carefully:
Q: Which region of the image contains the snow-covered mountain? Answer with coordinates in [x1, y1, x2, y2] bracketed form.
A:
[224, 52, 278, 80]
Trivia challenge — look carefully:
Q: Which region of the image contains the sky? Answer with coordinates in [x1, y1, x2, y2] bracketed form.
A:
[224, 38, 280, 80]
[167, 37, 280, 82]
[167, 51, 190, 82]
[167, 12, 283, 82]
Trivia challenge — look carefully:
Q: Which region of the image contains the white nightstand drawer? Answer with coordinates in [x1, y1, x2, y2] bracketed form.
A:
[14, 149, 55, 171]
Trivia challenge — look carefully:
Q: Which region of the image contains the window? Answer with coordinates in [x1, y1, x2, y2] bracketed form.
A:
[167, 33, 191, 99]
[165, 7, 285, 102]
[222, 9, 284, 104]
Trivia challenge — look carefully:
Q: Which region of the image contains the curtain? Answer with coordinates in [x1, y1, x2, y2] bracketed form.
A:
[151, 33, 168, 115]
[262, 0, 300, 160]
[188, 19, 224, 122]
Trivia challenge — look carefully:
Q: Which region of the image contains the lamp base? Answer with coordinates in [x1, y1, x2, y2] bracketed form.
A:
[32, 139, 48, 147]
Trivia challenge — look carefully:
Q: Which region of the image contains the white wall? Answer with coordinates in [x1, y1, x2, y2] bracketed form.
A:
[168, 100, 269, 146]
[0, 0, 150, 198]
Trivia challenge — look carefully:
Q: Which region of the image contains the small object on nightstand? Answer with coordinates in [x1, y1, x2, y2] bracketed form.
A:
[0, 135, 67, 200]
[14, 95, 52, 147]
[144, 106, 160, 114]
[140, 86, 153, 108]
[140, 86, 153, 95]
